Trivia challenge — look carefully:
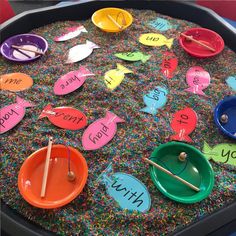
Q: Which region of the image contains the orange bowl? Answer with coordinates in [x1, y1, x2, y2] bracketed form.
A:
[18, 145, 88, 209]
[92, 7, 133, 33]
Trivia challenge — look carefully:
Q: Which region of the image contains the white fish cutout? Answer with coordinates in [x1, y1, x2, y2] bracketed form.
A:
[65, 40, 100, 64]
[54, 25, 87, 42]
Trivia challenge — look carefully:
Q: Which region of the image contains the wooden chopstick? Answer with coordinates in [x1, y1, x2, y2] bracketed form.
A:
[11, 45, 45, 55]
[40, 137, 53, 198]
[107, 14, 123, 30]
[181, 33, 216, 52]
[143, 158, 200, 192]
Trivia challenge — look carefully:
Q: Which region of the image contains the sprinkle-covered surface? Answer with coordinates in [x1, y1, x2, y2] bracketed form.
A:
[1, 9, 236, 235]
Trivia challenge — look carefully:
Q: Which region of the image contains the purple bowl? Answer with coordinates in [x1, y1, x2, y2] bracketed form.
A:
[0, 34, 48, 62]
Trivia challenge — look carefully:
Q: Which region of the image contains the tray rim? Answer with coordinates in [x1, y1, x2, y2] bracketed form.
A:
[2, 200, 236, 236]
[1, 0, 236, 235]
[1, 0, 236, 52]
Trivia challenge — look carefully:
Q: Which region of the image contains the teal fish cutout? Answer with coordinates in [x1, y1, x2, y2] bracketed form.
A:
[149, 17, 177, 32]
[226, 75, 236, 91]
[96, 164, 151, 212]
[115, 52, 151, 63]
[140, 86, 168, 116]
[202, 141, 236, 166]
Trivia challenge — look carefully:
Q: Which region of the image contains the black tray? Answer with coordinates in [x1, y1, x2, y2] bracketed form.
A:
[1, 0, 236, 51]
[1, 1, 236, 235]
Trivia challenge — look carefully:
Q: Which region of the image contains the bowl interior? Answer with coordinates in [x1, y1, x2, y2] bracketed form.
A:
[1, 34, 48, 62]
[150, 142, 214, 203]
[92, 8, 132, 32]
[18, 145, 88, 208]
[179, 28, 224, 58]
[214, 96, 236, 139]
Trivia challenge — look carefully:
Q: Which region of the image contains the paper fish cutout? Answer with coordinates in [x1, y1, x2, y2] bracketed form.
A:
[82, 111, 125, 150]
[97, 164, 151, 212]
[184, 66, 211, 96]
[170, 107, 198, 143]
[226, 75, 236, 91]
[140, 86, 168, 116]
[0, 73, 33, 92]
[114, 52, 151, 63]
[0, 96, 35, 134]
[13, 45, 41, 60]
[39, 104, 87, 130]
[139, 33, 174, 49]
[149, 17, 176, 31]
[65, 40, 99, 64]
[104, 64, 132, 90]
[53, 67, 94, 95]
[203, 141, 236, 166]
[54, 25, 87, 42]
[160, 52, 178, 79]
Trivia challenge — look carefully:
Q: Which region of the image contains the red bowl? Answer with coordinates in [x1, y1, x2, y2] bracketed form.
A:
[179, 28, 224, 58]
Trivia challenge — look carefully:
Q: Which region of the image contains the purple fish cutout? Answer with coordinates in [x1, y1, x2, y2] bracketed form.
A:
[53, 67, 94, 95]
[82, 111, 125, 150]
[0, 96, 35, 134]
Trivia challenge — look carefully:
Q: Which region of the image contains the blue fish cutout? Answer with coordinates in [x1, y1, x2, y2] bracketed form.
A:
[97, 167, 151, 213]
[149, 17, 177, 32]
[140, 86, 168, 115]
[226, 76, 236, 91]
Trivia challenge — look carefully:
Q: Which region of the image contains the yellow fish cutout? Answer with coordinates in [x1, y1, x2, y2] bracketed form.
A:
[139, 33, 174, 49]
[104, 64, 133, 90]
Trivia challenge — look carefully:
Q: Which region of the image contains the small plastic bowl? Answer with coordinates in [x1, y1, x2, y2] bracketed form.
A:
[179, 28, 224, 58]
[18, 145, 88, 209]
[149, 142, 214, 204]
[0, 33, 48, 62]
[214, 96, 236, 140]
[92, 7, 133, 33]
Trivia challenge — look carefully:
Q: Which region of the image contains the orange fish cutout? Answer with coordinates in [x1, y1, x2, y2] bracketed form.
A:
[0, 73, 33, 91]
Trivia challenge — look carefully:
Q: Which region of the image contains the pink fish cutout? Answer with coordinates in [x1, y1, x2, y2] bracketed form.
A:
[82, 111, 125, 150]
[39, 104, 87, 130]
[53, 67, 94, 95]
[54, 25, 87, 42]
[170, 107, 198, 143]
[184, 66, 211, 96]
[0, 96, 35, 134]
[65, 40, 100, 64]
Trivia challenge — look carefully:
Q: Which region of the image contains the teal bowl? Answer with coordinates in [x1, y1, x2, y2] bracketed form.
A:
[149, 142, 214, 204]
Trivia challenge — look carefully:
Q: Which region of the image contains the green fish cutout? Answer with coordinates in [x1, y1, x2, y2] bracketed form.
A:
[115, 52, 151, 63]
[202, 141, 236, 166]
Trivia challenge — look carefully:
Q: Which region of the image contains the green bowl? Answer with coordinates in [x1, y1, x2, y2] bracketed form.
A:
[149, 142, 214, 204]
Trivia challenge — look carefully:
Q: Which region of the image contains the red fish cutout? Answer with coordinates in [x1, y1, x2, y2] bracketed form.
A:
[160, 52, 178, 79]
[170, 107, 197, 143]
[39, 104, 87, 130]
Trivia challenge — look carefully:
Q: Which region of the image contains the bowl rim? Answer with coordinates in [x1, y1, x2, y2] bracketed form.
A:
[149, 142, 215, 204]
[18, 144, 88, 209]
[179, 27, 224, 58]
[213, 95, 236, 140]
[0, 33, 48, 62]
[91, 7, 133, 32]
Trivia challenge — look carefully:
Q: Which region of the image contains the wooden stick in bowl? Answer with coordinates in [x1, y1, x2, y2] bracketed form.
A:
[40, 137, 53, 198]
[107, 14, 123, 30]
[143, 158, 200, 192]
[181, 33, 216, 52]
[11, 45, 44, 55]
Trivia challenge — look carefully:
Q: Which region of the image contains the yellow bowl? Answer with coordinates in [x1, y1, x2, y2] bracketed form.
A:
[92, 7, 133, 33]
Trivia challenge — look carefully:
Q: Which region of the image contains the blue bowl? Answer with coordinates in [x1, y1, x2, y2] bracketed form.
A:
[214, 96, 236, 140]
